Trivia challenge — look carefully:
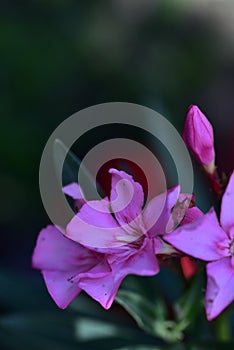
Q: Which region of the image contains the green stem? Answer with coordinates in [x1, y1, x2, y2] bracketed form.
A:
[215, 310, 231, 342]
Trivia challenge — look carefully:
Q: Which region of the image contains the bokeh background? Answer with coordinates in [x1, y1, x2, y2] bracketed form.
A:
[1, 0, 234, 349]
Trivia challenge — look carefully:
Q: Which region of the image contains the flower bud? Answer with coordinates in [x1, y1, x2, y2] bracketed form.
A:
[183, 105, 215, 173]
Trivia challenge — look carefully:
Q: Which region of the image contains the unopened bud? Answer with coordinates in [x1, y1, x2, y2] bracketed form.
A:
[183, 105, 215, 174]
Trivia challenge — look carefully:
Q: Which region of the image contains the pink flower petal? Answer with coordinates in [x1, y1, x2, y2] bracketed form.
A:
[109, 169, 144, 227]
[78, 272, 120, 309]
[63, 182, 86, 211]
[42, 270, 82, 309]
[66, 198, 133, 249]
[32, 225, 97, 271]
[32, 226, 112, 309]
[205, 257, 234, 320]
[143, 185, 180, 236]
[69, 258, 111, 283]
[63, 182, 84, 200]
[220, 171, 234, 233]
[78, 238, 159, 309]
[164, 208, 230, 261]
[122, 237, 160, 277]
[181, 206, 204, 225]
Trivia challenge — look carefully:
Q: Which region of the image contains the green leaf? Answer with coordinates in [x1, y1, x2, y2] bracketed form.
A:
[75, 318, 120, 340]
[74, 317, 136, 341]
[70, 294, 164, 347]
[0, 311, 152, 350]
[116, 289, 184, 343]
[116, 290, 164, 334]
[173, 269, 204, 330]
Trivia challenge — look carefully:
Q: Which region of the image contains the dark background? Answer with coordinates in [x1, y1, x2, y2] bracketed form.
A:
[1, 1, 234, 349]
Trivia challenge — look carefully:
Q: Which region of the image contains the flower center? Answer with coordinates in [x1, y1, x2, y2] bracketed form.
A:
[230, 240, 234, 256]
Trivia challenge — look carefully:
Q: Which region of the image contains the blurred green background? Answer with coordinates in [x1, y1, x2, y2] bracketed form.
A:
[1, 1, 234, 349]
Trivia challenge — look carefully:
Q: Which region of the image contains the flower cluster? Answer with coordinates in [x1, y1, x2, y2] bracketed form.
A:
[33, 105, 234, 321]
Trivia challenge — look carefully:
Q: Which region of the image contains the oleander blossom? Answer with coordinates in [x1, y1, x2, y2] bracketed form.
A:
[33, 168, 196, 310]
[164, 171, 234, 320]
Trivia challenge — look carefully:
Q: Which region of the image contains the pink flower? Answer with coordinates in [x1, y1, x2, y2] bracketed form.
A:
[65, 168, 180, 309]
[183, 105, 215, 173]
[33, 169, 181, 310]
[164, 171, 234, 320]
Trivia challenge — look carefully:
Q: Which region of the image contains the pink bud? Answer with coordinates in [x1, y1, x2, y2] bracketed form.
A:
[183, 105, 215, 171]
